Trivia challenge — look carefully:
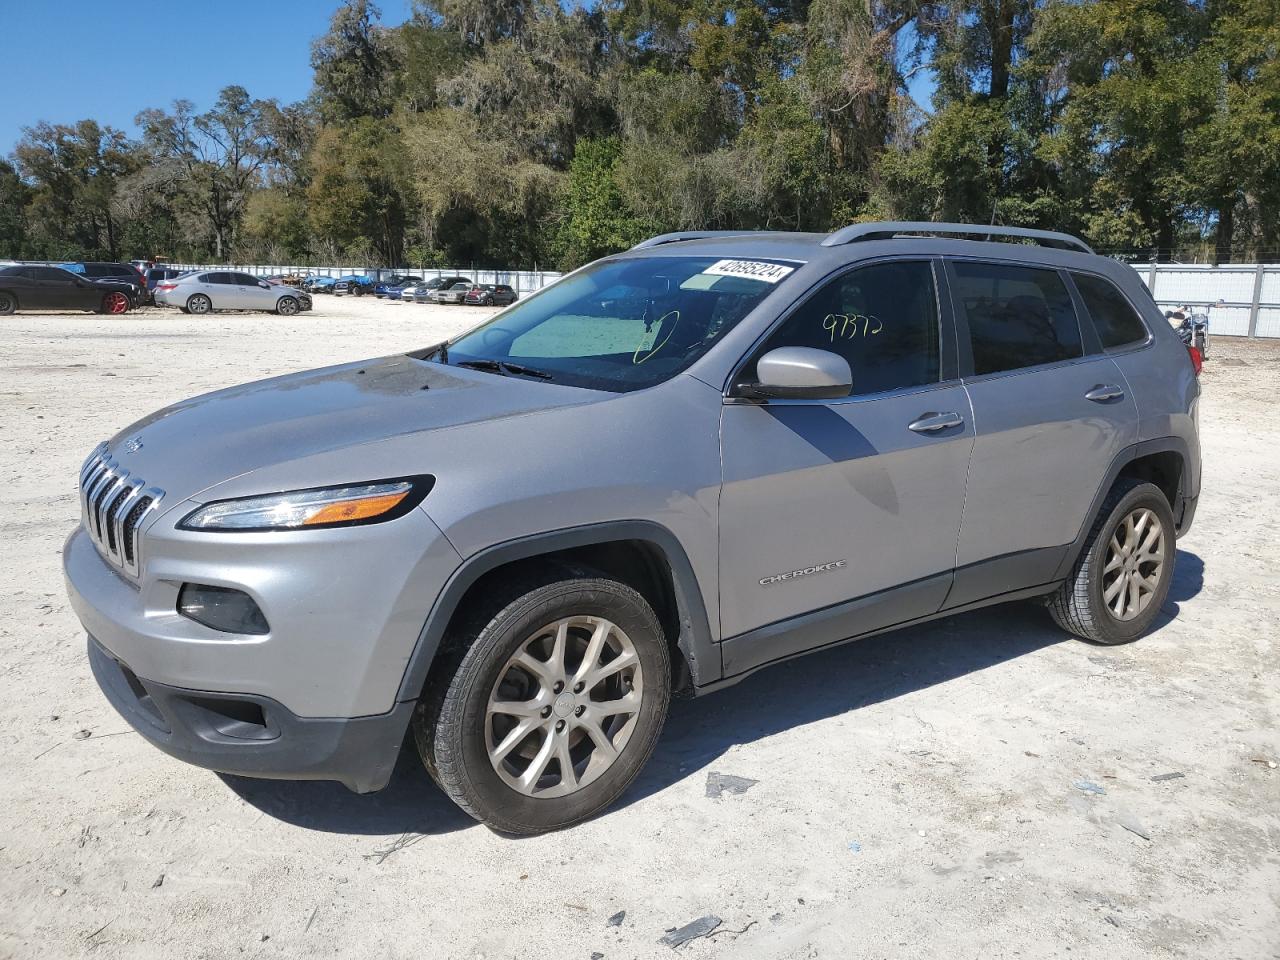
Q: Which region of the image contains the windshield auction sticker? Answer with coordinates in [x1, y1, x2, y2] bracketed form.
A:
[702, 260, 796, 284]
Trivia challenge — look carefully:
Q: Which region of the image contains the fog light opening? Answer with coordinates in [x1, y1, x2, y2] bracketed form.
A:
[177, 583, 270, 636]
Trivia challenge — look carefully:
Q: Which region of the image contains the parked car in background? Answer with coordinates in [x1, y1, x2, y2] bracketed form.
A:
[433, 280, 472, 304]
[374, 275, 421, 298]
[302, 276, 337, 294]
[333, 275, 376, 296]
[0, 265, 134, 314]
[62, 262, 147, 306]
[153, 270, 311, 316]
[411, 276, 472, 303]
[464, 283, 518, 306]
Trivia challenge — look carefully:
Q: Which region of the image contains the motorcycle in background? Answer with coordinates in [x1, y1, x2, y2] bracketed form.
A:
[1167, 299, 1222, 360]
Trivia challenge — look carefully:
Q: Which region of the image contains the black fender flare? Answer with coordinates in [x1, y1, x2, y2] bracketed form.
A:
[1053, 435, 1194, 581]
[394, 520, 720, 704]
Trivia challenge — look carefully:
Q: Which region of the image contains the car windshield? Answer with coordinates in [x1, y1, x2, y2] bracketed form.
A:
[440, 256, 790, 392]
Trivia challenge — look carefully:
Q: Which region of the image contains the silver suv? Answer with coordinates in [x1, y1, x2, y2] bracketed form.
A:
[64, 223, 1201, 834]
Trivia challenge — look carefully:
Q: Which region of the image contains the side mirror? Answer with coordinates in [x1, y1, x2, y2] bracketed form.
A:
[747, 347, 852, 400]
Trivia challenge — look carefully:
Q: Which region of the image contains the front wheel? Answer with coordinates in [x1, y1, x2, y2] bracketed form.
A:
[1048, 479, 1176, 644]
[187, 294, 212, 315]
[276, 296, 300, 316]
[415, 573, 671, 834]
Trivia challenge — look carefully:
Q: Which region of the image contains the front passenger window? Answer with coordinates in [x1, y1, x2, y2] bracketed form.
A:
[748, 260, 941, 397]
[951, 261, 1083, 375]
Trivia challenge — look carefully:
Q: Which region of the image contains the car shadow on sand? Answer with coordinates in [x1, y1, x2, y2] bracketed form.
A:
[223, 549, 1204, 836]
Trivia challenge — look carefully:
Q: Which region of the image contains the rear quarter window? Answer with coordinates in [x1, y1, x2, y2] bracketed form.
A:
[1073, 273, 1149, 349]
[950, 261, 1084, 375]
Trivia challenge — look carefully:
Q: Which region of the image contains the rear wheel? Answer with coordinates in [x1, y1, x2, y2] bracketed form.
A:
[187, 294, 212, 315]
[1048, 479, 1176, 644]
[101, 291, 130, 315]
[0, 291, 15, 315]
[276, 296, 300, 316]
[415, 572, 671, 834]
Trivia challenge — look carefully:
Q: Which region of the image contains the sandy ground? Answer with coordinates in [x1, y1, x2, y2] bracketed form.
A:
[1, 295, 1278, 960]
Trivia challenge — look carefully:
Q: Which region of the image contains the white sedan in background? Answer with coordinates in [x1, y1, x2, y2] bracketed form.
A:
[154, 270, 312, 316]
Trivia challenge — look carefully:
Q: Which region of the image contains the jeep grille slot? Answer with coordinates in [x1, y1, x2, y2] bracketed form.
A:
[79, 444, 164, 578]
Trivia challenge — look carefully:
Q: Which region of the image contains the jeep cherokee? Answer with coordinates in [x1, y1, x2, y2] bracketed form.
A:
[63, 222, 1201, 834]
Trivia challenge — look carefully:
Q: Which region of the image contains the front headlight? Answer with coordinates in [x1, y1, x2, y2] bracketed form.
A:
[178, 477, 433, 532]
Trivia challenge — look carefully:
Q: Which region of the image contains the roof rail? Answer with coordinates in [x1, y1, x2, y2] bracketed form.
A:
[630, 231, 757, 250]
[821, 221, 1094, 254]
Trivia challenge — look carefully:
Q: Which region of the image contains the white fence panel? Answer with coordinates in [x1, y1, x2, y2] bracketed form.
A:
[1131, 263, 1280, 338]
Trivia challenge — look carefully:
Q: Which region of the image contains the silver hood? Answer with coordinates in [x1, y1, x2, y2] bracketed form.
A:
[103, 353, 596, 505]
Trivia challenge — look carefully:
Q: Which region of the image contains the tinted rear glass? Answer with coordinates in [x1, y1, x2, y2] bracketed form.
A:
[951, 261, 1083, 375]
[1073, 273, 1148, 349]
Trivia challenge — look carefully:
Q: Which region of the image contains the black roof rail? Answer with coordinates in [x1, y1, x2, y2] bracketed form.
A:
[630, 231, 758, 250]
[821, 221, 1094, 254]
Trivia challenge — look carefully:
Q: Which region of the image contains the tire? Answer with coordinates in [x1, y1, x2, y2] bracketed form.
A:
[414, 571, 671, 834]
[187, 294, 212, 315]
[0, 291, 15, 315]
[276, 296, 300, 317]
[1048, 479, 1176, 644]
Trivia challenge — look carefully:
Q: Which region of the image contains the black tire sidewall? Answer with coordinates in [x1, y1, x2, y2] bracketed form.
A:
[1086, 483, 1177, 642]
[440, 580, 670, 833]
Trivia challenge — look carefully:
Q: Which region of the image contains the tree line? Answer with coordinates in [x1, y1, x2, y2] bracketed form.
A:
[2, 0, 1277, 269]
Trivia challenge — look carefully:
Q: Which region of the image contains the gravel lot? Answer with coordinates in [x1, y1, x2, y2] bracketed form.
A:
[1, 296, 1278, 960]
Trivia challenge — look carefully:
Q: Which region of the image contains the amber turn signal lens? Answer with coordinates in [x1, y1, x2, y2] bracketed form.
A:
[301, 490, 410, 526]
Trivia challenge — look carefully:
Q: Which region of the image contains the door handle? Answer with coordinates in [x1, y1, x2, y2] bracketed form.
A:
[1085, 384, 1125, 403]
[908, 411, 965, 433]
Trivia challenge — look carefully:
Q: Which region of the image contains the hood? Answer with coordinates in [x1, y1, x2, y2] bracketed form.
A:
[102, 354, 596, 505]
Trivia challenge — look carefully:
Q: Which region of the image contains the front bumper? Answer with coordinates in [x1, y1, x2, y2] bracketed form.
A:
[63, 503, 462, 719]
[88, 635, 410, 792]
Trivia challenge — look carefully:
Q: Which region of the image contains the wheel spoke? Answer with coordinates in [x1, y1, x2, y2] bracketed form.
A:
[517, 728, 556, 791]
[572, 619, 611, 686]
[583, 648, 638, 690]
[576, 714, 618, 761]
[595, 688, 641, 717]
[491, 717, 540, 764]
[554, 735, 578, 790]
[489, 697, 542, 718]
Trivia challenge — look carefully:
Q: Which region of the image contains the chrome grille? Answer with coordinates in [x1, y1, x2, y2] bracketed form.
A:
[79, 443, 164, 578]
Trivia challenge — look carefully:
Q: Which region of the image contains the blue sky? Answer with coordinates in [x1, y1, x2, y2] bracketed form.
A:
[0, 0, 414, 155]
[1, 0, 934, 155]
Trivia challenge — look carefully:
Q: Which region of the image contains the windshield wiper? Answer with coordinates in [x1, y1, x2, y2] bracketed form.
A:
[456, 359, 553, 380]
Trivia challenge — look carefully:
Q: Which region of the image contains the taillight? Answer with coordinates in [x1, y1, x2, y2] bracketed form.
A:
[1187, 344, 1203, 375]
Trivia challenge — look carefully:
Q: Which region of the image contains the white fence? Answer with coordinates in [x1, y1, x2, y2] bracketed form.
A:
[168, 264, 563, 298]
[1131, 263, 1280, 338]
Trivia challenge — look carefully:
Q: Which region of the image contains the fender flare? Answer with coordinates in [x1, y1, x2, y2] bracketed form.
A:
[394, 520, 720, 704]
[1053, 436, 1194, 581]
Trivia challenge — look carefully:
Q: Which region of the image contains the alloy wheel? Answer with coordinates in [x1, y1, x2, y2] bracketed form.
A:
[485, 616, 643, 798]
[1102, 507, 1166, 621]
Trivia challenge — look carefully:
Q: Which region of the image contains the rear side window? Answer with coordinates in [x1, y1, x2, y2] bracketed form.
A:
[951, 261, 1083, 375]
[1073, 273, 1148, 349]
[751, 260, 941, 397]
